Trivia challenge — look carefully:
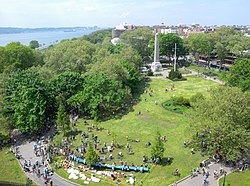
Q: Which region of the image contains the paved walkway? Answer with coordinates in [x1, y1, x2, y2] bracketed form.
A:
[17, 134, 78, 186]
[176, 163, 233, 186]
[151, 68, 225, 85]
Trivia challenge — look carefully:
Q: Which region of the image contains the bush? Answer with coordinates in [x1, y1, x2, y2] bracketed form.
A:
[168, 69, 185, 81]
[0, 133, 11, 146]
[162, 96, 191, 114]
[171, 96, 191, 107]
[147, 69, 154, 76]
[190, 93, 204, 106]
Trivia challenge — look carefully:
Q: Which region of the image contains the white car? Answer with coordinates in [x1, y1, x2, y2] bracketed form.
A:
[140, 67, 148, 73]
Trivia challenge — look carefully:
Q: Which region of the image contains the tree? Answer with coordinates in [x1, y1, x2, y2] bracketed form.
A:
[0, 47, 7, 73]
[68, 74, 132, 119]
[150, 33, 185, 66]
[3, 42, 36, 73]
[88, 47, 142, 92]
[44, 40, 96, 74]
[151, 131, 165, 161]
[85, 143, 99, 166]
[120, 28, 154, 60]
[185, 33, 214, 67]
[227, 58, 250, 91]
[190, 86, 250, 161]
[29, 40, 39, 49]
[3, 70, 48, 132]
[81, 29, 112, 44]
[56, 96, 70, 136]
[49, 72, 85, 100]
[212, 27, 242, 69]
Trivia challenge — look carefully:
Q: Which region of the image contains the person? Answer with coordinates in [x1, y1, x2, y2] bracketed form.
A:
[219, 166, 224, 175]
[174, 168, 179, 176]
[109, 154, 113, 160]
[49, 179, 53, 186]
[118, 152, 123, 158]
[203, 174, 208, 185]
[191, 148, 194, 154]
[26, 178, 31, 186]
[213, 170, 218, 179]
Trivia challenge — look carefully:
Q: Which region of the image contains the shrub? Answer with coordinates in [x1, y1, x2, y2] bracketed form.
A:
[190, 93, 204, 106]
[171, 96, 191, 107]
[168, 69, 185, 81]
[147, 69, 154, 76]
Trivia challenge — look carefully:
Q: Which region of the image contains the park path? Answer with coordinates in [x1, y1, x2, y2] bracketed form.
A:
[176, 163, 233, 186]
[151, 68, 225, 85]
[17, 133, 78, 186]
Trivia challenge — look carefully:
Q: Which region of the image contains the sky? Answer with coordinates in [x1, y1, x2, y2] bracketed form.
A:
[0, 0, 249, 28]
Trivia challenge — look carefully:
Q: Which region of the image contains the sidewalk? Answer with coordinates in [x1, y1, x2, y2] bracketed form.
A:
[176, 163, 233, 186]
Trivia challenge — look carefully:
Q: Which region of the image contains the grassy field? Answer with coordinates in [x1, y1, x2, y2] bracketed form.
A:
[218, 170, 250, 186]
[53, 76, 220, 186]
[0, 147, 30, 185]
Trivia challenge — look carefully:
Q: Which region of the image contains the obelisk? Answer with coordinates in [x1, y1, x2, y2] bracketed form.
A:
[151, 33, 162, 72]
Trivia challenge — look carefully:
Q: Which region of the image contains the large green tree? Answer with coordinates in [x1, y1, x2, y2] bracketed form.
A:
[190, 86, 250, 161]
[49, 72, 84, 100]
[68, 74, 132, 119]
[44, 40, 96, 74]
[150, 33, 186, 64]
[2, 42, 36, 73]
[185, 33, 214, 66]
[3, 70, 48, 132]
[120, 28, 154, 61]
[212, 27, 242, 69]
[227, 58, 250, 91]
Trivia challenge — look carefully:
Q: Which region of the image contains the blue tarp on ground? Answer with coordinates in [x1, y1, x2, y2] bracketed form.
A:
[69, 154, 149, 172]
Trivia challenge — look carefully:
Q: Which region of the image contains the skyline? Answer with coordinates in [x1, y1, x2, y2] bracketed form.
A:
[0, 0, 249, 28]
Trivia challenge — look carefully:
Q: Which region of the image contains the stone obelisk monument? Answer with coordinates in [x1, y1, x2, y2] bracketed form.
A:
[151, 33, 163, 72]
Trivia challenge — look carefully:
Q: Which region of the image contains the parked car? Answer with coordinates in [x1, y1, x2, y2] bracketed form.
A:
[140, 67, 148, 73]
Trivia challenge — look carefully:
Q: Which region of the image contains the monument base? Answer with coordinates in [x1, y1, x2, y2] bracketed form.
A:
[151, 62, 163, 72]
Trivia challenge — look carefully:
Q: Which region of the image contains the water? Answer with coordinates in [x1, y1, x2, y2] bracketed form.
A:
[0, 29, 96, 47]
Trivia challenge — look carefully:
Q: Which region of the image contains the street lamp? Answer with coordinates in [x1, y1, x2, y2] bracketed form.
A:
[222, 171, 227, 186]
[174, 43, 177, 72]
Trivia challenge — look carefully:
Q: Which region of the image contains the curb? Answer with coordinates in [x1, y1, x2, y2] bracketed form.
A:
[53, 172, 81, 186]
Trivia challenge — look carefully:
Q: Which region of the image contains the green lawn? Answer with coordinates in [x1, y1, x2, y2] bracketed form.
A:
[218, 170, 250, 186]
[0, 148, 30, 185]
[53, 76, 219, 186]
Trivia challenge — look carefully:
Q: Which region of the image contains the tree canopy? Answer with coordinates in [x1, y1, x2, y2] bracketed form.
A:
[44, 40, 96, 74]
[227, 58, 250, 91]
[120, 28, 154, 60]
[81, 29, 112, 44]
[3, 70, 48, 132]
[68, 74, 132, 120]
[1, 42, 36, 73]
[190, 86, 250, 161]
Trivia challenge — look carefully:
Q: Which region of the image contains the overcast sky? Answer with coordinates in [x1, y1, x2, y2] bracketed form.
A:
[0, 0, 249, 28]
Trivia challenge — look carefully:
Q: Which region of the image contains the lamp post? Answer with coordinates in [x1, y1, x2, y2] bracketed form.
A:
[174, 43, 177, 72]
[222, 171, 227, 186]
